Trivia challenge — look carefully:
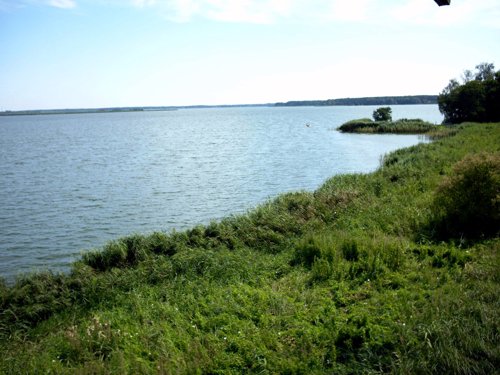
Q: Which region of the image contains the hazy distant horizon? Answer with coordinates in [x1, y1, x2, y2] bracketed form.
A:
[1, 94, 439, 113]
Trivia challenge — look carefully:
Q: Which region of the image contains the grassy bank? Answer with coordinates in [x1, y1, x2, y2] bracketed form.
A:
[1, 123, 499, 374]
[338, 118, 435, 134]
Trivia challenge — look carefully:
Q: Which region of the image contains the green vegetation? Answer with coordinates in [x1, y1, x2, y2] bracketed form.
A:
[275, 95, 438, 107]
[438, 62, 500, 124]
[431, 152, 500, 239]
[1, 123, 499, 374]
[338, 117, 435, 134]
[372, 107, 392, 122]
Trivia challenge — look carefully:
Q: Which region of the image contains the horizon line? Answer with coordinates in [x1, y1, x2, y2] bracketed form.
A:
[1, 94, 438, 114]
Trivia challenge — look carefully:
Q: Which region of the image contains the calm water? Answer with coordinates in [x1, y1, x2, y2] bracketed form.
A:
[0, 105, 442, 281]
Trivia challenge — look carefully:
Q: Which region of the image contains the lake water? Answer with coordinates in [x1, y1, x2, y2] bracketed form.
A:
[0, 105, 442, 281]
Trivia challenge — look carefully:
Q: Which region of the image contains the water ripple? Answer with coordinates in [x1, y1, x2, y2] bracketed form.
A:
[0, 105, 442, 281]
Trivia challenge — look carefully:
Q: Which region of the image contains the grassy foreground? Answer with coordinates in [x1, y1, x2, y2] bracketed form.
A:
[1, 123, 499, 374]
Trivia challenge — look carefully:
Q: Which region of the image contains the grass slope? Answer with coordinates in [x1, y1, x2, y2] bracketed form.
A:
[1, 123, 499, 374]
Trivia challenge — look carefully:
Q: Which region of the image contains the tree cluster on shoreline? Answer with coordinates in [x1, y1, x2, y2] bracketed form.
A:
[275, 95, 437, 107]
[438, 62, 500, 124]
[337, 107, 435, 134]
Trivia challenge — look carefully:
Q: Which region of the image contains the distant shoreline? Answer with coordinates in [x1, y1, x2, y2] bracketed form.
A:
[0, 104, 272, 116]
[0, 95, 437, 116]
[275, 95, 438, 107]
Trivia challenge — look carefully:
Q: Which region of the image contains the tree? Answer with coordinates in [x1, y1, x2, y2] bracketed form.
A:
[442, 79, 460, 95]
[475, 62, 495, 81]
[461, 69, 474, 83]
[373, 107, 392, 122]
[438, 63, 500, 124]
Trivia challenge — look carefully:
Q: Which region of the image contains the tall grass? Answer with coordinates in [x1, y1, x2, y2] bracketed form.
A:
[338, 118, 435, 134]
[1, 123, 499, 374]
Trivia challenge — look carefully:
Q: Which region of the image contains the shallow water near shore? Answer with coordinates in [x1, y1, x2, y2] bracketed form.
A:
[0, 105, 442, 281]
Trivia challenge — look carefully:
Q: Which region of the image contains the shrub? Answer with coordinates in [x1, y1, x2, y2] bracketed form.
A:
[337, 118, 433, 134]
[432, 152, 500, 238]
[337, 119, 376, 133]
[373, 107, 392, 122]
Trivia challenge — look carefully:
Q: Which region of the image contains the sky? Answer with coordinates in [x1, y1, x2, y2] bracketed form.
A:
[1, 0, 499, 110]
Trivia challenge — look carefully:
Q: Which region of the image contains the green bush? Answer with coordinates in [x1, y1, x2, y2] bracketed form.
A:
[433, 152, 500, 238]
[338, 118, 434, 134]
[337, 118, 376, 132]
[373, 107, 392, 122]
[438, 63, 500, 124]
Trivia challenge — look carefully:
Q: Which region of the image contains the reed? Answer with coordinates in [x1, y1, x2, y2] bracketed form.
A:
[338, 117, 435, 134]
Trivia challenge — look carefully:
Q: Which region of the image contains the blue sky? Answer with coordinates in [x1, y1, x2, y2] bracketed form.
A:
[1, 0, 499, 110]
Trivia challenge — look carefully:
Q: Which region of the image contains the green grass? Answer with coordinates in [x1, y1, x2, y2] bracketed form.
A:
[338, 118, 436, 134]
[1, 123, 499, 374]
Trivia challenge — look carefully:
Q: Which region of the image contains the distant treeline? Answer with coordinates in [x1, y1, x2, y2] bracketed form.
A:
[0, 107, 153, 116]
[0, 107, 183, 116]
[275, 95, 438, 107]
[1, 96, 438, 116]
[0, 105, 269, 116]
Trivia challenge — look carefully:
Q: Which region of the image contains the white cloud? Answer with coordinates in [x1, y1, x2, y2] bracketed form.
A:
[205, 0, 279, 24]
[327, 0, 373, 22]
[162, 0, 202, 22]
[154, 0, 292, 23]
[5, 0, 499, 27]
[132, 0, 498, 26]
[391, 0, 500, 28]
[48, 0, 76, 9]
[129, 0, 376, 24]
